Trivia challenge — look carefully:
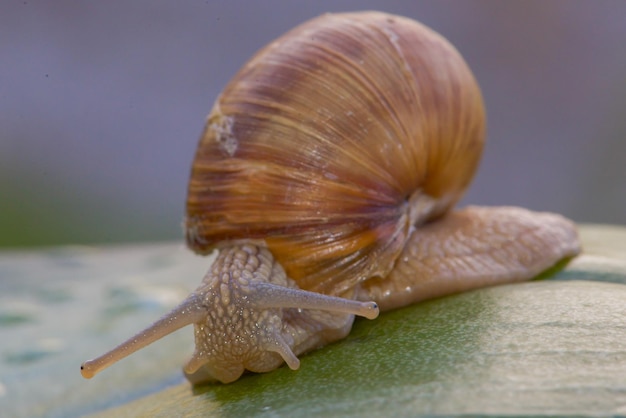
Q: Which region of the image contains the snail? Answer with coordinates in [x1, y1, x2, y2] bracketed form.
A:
[80, 11, 580, 385]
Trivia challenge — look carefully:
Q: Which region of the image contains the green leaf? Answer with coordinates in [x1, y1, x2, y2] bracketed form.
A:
[89, 225, 626, 418]
[1, 225, 625, 418]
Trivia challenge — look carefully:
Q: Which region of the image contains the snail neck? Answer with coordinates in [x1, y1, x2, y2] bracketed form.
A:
[184, 243, 378, 383]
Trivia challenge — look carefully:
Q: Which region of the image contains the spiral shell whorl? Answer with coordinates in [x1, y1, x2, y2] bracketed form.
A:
[185, 11, 485, 295]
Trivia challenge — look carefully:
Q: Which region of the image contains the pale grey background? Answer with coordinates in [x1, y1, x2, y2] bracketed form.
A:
[1, 0, 625, 247]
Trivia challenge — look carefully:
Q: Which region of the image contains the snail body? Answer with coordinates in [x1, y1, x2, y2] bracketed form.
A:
[81, 11, 580, 384]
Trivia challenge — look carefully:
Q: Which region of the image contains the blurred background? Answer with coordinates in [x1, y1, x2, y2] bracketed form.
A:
[1, 0, 625, 248]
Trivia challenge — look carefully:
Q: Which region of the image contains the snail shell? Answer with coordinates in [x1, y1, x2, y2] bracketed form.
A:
[185, 11, 485, 299]
[81, 11, 580, 384]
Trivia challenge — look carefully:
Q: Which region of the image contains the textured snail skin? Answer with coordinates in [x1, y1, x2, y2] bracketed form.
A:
[182, 245, 377, 384]
[359, 206, 580, 311]
[80, 11, 580, 384]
